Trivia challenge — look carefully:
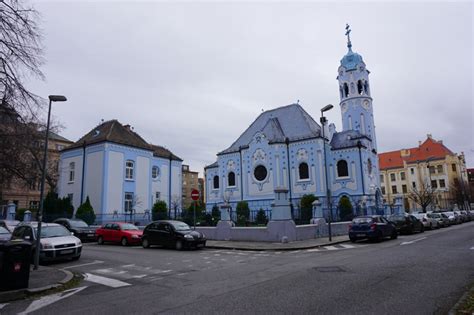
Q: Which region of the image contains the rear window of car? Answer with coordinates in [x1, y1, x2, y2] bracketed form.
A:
[352, 217, 372, 224]
[120, 224, 138, 230]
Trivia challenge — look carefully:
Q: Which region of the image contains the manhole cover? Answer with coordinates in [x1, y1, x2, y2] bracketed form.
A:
[314, 266, 345, 273]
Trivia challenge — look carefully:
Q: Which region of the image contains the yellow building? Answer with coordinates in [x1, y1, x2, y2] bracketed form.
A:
[378, 135, 470, 211]
[181, 164, 200, 209]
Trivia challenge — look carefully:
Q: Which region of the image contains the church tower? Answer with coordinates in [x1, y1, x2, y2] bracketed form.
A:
[337, 24, 377, 152]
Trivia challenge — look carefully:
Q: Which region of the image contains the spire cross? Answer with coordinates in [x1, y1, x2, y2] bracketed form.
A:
[345, 23, 352, 52]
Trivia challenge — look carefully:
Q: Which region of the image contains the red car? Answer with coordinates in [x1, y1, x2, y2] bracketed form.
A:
[95, 222, 143, 246]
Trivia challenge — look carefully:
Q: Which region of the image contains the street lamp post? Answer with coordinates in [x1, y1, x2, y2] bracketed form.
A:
[320, 104, 333, 241]
[34, 95, 67, 270]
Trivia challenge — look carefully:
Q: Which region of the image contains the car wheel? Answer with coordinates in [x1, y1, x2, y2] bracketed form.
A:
[121, 237, 128, 246]
[390, 230, 398, 239]
[420, 225, 425, 233]
[72, 255, 80, 261]
[429, 223, 432, 230]
[142, 238, 150, 249]
[97, 236, 104, 245]
[376, 231, 383, 242]
[349, 236, 357, 243]
[175, 240, 183, 250]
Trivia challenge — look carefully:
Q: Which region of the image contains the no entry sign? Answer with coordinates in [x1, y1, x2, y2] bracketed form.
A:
[191, 189, 200, 201]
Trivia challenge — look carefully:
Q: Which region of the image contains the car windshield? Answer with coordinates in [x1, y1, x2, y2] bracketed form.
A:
[352, 217, 372, 224]
[444, 212, 454, 216]
[0, 226, 9, 234]
[171, 222, 191, 231]
[70, 220, 88, 228]
[412, 214, 424, 219]
[388, 215, 405, 221]
[121, 224, 138, 230]
[35, 225, 71, 238]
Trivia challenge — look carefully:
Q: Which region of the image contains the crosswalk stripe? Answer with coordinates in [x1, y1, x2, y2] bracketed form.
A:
[84, 273, 131, 288]
[323, 246, 339, 250]
[306, 248, 320, 252]
[339, 244, 355, 249]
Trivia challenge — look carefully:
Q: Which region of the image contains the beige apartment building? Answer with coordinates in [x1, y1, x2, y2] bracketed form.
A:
[181, 164, 200, 209]
[378, 135, 470, 211]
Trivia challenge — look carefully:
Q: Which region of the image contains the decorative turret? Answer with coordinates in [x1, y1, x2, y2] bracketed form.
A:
[337, 24, 377, 151]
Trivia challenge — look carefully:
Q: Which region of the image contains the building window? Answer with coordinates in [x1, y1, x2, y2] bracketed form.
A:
[429, 166, 435, 174]
[439, 179, 446, 188]
[390, 173, 396, 182]
[381, 186, 386, 195]
[254, 165, 268, 182]
[402, 185, 407, 194]
[152, 166, 160, 179]
[213, 176, 219, 189]
[29, 201, 39, 210]
[412, 182, 416, 188]
[124, 192, 134, 212]
[410, 168, 414, 175]
[125, 160, 134, 180]
[69, 162, 75, 182]
[155, 192, 161, 200]
[55, 144, 64, 151]
[367, 159, 372, 175]
[380, 174, 384, 182]
[298, 162, 309, 180]
[452, 164, 456, 172]
[400, 172, 406, 181]
[391, 185, 397, 194]
[357, 80, 363, 95]
[228, 172, 236, 187]
[343, 83, 349, 97]
[337, 160, 349, 177]
[431, 180, 438, 189]
[437, 165, 443, 174]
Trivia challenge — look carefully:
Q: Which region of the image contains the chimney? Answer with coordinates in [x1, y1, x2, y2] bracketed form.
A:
[124, 124, 131, 131]
[427, 133, 432, 139]
[418, 141, 422, 146]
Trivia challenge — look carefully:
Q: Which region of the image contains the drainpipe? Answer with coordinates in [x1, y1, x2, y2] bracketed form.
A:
[169, 153, 172, 218]
[80, 141, 86, 205]
[239, 146, 244, 201]
[285, 138, 293, 216]
[357, 141, 365, 196]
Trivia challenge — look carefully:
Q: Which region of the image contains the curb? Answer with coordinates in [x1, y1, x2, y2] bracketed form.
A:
[0, 268, 75, 303]
[448, 284, 474, 315]
[205, 238, 350, 251]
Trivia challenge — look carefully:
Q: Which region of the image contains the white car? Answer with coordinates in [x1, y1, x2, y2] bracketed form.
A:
[11, 222, 82, 262]
[412, 213, 439, 229]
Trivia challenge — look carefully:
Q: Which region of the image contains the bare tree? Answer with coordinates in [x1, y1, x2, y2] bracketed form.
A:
[170, 194, 180, 219]
[408, 180, 435, 213]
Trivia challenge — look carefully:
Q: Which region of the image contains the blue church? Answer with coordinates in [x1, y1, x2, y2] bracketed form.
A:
[205, 26, 382, 220]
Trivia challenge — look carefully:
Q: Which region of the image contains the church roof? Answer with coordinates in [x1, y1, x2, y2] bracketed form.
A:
[218, 103, 321, 155]
[340, 50, 364, 71]
[330, 130, 370, 150]
[63, 120, 182, 161]
[204, 161, 218, 169]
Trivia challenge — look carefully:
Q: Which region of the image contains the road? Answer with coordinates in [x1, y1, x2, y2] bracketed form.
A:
[3, 222, 474, 314]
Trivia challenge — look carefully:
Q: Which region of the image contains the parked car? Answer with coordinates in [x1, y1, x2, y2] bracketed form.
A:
[442, 211, 460, 225]
[53, 218, 97, 242]
[95, 222, 142, 246]
[427, 212, 450, 228]
[456, 211, 469, 223]
[387, 214, 424, 234]
[412, 213, 438, 229]
[0, 226, 11, 243]
[10, 222, 82, 262]
[141, 220, 207, 250]
[0, 220, 20, 233]
[348, 215, 397, 243]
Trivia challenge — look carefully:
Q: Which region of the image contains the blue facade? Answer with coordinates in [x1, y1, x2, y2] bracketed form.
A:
[205, 27, 382, 220]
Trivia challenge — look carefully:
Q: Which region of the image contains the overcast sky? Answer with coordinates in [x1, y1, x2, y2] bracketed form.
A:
[30, 1, 473, 175]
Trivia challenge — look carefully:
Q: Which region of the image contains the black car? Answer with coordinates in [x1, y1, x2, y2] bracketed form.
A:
[141, 220, 206, 250]
[348, 215, 398, 242]
[387, 214, 424, 234]
[53, 218, 97, 242]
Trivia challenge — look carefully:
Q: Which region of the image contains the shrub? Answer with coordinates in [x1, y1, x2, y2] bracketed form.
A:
[15, 208, 28, 221]
[211, 204, 220, 225]
[255, 208, 268, 225]
[43, 191, 74, 221]
[338, 196, 354, 221]
[152, 200, 168, 220]
[300, 194, 317, 223]
[236, 201, 250, 226]
[76, 196, 96, 225]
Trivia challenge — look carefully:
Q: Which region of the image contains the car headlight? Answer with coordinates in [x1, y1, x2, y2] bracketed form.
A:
[42, 242, 53, 249]
[184, 234, 194, 240]
[131, 235, 140, 239]
[76, 239, 82, 246]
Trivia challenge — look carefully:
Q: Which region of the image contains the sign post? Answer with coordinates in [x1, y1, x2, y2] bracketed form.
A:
[191, 189, 200, 230]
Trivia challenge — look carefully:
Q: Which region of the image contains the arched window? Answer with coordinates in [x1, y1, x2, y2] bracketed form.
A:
[213, 175, 219, 189]
[357, 80, 363, 94]
[228, 172, 236, 187]
[125, 160, 134, 180]
[367, 158, 372, 175]
[152, 166, 160, 179]
[343, 83, 349, 97]
[364, 81, 369, 94]
[337, 160, 349, 177]
[299, 162, 309, 180]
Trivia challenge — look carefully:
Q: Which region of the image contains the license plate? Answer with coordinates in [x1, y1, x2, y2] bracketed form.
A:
[356, 234, 365, 237]
[60, 249, 74, 255]
[87, 234, 94, 237]
[197, 243, 204, 247]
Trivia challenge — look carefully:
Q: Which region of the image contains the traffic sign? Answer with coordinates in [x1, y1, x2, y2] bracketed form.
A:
[191, 189, 200, 201]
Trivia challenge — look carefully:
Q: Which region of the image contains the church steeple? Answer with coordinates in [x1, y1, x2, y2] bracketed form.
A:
[337, 25, 377, 151]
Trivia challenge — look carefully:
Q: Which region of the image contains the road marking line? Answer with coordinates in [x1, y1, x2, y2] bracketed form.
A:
[470, 246, 474, 250]
[400, 237, 427, 246]
[205, 261, 212, 264]
[177, 273, 187, 276]
[148, 277, 163, 282]
[62, 260, 104, 269]
[131, 274, 147, 279]
[340, 244, 355, 249]
[306, 248, 320, 252]
[289, 250, 301, 254]
[19, 286, 87, 314]
[84, 273, 131, 288]
[121, 264, 135, 268]
[324, 246, 339, 250]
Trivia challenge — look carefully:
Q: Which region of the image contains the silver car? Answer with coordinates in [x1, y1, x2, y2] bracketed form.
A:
[413, 213, 439, 229]
[442, 211, 460, 225]
[427, 212, 450, 228]
[11, 222, 82, 262]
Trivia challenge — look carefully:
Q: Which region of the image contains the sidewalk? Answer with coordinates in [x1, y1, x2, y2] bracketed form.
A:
[206, 235, 349, 251]
[0, 265, 73, 303]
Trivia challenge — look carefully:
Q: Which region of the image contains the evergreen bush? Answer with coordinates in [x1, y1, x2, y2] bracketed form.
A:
[338, 196, 354, 221]
[152, 200, 168, 220]
[255, 208, 268, 225]
[76, 196, 96, 225]
[236, 201, 250, 226]
[211, 204, 220, 226]
[300, 194, 317, 223]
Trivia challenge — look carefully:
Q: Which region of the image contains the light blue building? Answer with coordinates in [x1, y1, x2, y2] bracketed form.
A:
[58, 120, 182, 223]
[205, 26, 382, 220]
